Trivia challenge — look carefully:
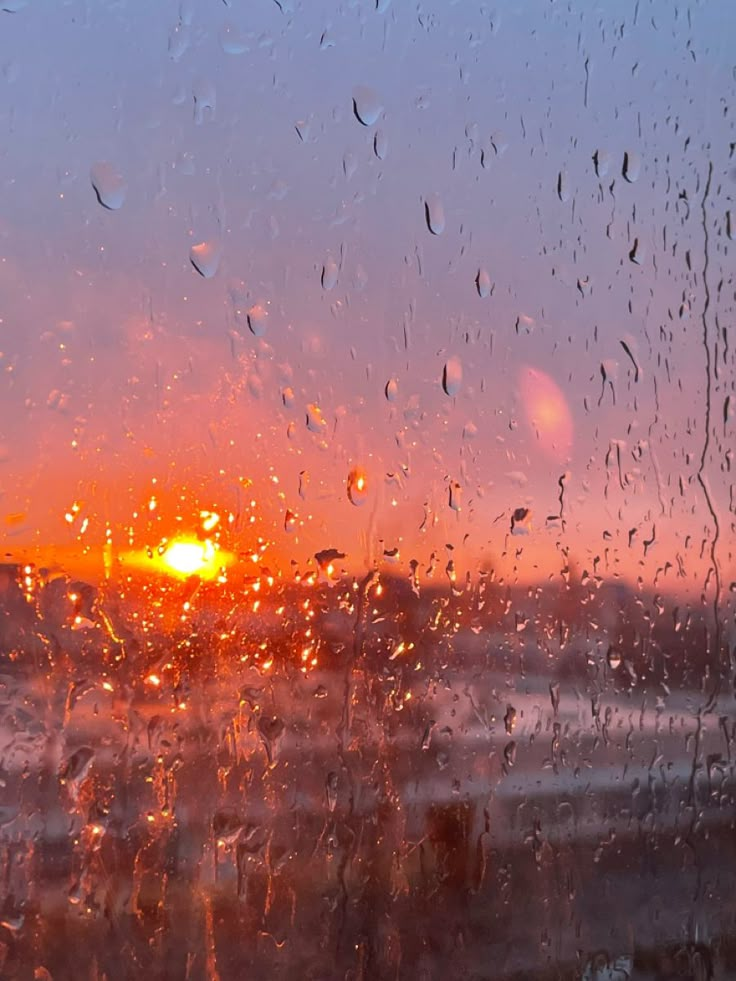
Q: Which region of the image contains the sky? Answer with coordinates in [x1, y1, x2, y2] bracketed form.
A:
[0, 0, 734, 602]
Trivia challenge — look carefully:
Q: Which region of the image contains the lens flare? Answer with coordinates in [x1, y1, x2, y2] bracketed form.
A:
[518, 365, 573, 461]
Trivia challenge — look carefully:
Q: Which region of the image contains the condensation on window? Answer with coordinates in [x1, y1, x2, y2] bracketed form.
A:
[0, 1, 734, 978]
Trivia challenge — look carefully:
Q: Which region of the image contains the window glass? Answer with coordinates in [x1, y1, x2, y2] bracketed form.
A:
[0, 1, 734, 978]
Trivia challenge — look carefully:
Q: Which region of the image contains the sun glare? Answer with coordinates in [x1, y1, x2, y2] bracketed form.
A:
[163, 540, 218, 577]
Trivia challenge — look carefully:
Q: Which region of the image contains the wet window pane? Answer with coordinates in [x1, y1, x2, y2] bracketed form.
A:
[1, 1, 735, 978]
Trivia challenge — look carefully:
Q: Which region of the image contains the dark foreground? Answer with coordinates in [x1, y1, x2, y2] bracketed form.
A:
[0, 571, 734, 978]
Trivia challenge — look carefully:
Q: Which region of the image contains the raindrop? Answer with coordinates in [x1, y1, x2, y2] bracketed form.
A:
[168, 22, 190, 61]
[193, 77, 216, 123]
[374, 129, 388, 160]
[549, 682, 560, 714]
[504, 706, 517, 735]
[295, 119, 311, 142]
[727, 211, 734, 241]
[490, 130, 509, 155]
[463, 421, 478, 440]
[258, 715, 285, 766]
[352, 85, 383, 126]
[557, 169, 570, 202]
[347, 467, 368, 506]
[220, 24, 249, 54]
[269, 178, 289, 200]
[592, 149, 610, 177]
[326, 772, 339, 811]
[443, 356, 462, 396]
[448, 481, 462, 511]
[60, 746, 95, 785]
[90, 162, 127, 210]
[213, 810, 245, 846]
[315, 548, 345, 578]
[322, 256, 339, 290]
[247, 303, 269, 336]
[284, 509, 297, 533]
[425, 193, 445, 235]
[189, 241, 220, 278]
[306, 403, 327, 433]
[476, 268, 493, 298]
[376, 0, 392, 10]
[385, 378, 398, 402]
[504, 741, 517, 768]
[623, 150, 641, 182]
[299, 471, 310, 499]
[628, 238, 645, 265]
[511, 507, 532, 535]
[282, 386, 295, 408]
[343, 152, 358, 179]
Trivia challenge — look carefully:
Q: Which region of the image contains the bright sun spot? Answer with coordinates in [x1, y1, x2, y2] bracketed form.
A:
[163, 540, 217, 577]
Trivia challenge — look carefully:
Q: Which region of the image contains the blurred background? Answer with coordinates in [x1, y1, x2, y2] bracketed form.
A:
[0, 0, 735, 978]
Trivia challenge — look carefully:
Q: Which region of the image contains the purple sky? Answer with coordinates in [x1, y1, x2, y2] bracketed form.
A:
[0, 0, 734, 600]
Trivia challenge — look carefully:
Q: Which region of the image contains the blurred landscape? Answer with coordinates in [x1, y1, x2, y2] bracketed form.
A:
[0, 562, 734, 979]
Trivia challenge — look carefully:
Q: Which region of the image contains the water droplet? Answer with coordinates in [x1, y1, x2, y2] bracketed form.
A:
[593, 149, 610, 177]
[353, 264, 368, 290]
[490, 130, 509, 155]
[193, 77, 216, 124]
[443, 356, 462, 396]
[727, 211, 734, 241]
[306, 403, 327, 434]
[557, 169, 570, 202]
[448, 481, 462, 511]
[295, 119, 311, 142]
[376, 0, 392, 10]
[549, 682, 560, 714]
[282, 386, 295, 408]
[374, 129, 388, 160]
[189, 241, 220, 278]
[343, 152, 357, 180]
[352, 85, 383, 126]
[319, 30, 336, 50]
[269, 178, 289, 201]
[213, 810, 245, 846]
[628, 238, 645, 265]
[299, 470, 310, 499]
[504, 706, 517, 735]
[425, 193, 445, 235]
[220, 23, 249, 54]
[476, 268, 492, 298]
[247, 303, 269, 336]
[462, 421, 478, 440]
[284, 509, 297, 533]
[90, 162, 126, 210]
[385, 378, 398, 402]
[503, 741, 517, 768]
[258, 715, 285, 765]
[325, 772, 339, 811]
[347, 467, 368, 506]
[623, 150, 641, 183]
[315, 548, 345, 580]
[511, 507, 532, 535]
[321, 256, 339, 290]
[168, 22, 190, 61]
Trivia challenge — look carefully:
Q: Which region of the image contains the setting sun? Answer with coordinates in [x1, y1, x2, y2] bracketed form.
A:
[163, 540, 217, 577]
